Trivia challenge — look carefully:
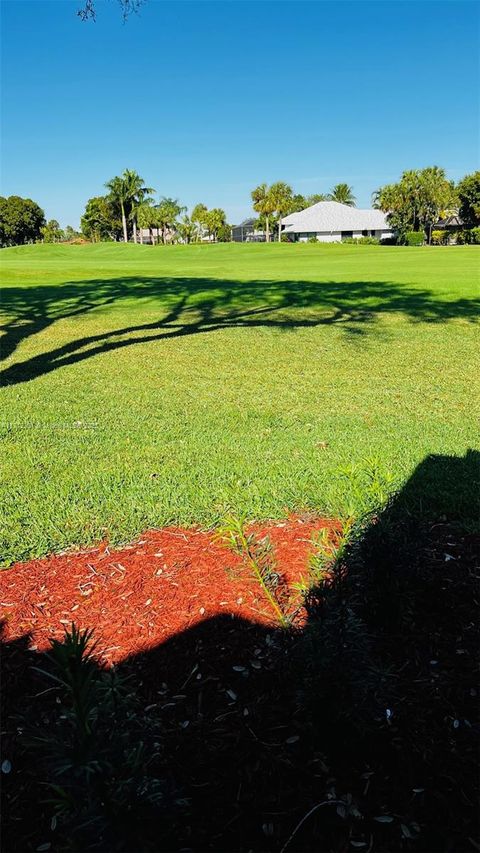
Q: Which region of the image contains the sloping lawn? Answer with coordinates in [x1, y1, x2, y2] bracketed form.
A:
[1, 242, 478, 564]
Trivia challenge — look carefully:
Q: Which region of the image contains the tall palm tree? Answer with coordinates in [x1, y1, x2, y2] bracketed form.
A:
[124, 170, 155, 243]
[251, 183, 276, 242]
[269, 181, 293, 242]
[328, 183, 356, 206]
[105, 170, 155, 243]
[105, 175, 130, 243]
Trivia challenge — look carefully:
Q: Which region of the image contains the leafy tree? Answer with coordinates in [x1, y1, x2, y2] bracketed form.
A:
[177, 215, 197, 244]
[216, 221, 232, 242]
[41, 219, 64, 243]
[329, 183, 356, 206]
[137, 200, 158, 244]
[269, 181, 294, 242]
[456, 171, 480, 228]
[251, 184, 276, 242]
[155, 197, 185, 244]
[374, 167, 456, 243]
[191, 203, 208, 241]
[204, 207, 227, 242]
[0, 195, 45, 246]
[64, 225, 82, 241]
[81, 195, 122, 242]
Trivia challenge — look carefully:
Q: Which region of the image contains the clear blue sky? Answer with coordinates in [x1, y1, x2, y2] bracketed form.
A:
[1, 0, 478, 227]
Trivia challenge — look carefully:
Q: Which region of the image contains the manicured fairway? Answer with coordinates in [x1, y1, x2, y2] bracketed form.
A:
[1, 242, 478, 564]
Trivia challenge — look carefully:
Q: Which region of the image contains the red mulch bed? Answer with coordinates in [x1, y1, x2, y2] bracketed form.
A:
[0, 515, 340, 663]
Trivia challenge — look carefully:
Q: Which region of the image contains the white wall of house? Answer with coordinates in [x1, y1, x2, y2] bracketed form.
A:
[294, 229, 392, 243]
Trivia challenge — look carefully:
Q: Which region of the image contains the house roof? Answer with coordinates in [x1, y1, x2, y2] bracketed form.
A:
[234, 217, 257, 228]
[281, 201, 390, 233]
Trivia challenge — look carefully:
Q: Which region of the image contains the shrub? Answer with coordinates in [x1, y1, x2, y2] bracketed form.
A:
[432, 230, 449, 245]
[405, 231, 424, 246]
[470, 226, 480, 244]
[342, 236, 380, 245]
[307, 235, 318, 243]
[280, 233, 291, 242]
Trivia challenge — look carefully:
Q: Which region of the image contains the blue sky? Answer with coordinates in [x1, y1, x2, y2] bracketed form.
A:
[1, 0, 478, 227]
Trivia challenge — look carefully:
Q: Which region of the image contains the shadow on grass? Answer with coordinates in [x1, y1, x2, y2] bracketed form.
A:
[1, 275, 479, 385]
[2, 450, 479, 852]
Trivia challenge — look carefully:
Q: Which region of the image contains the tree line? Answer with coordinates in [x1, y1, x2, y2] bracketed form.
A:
[373, 167, 480, 244]
[81, 170, 230, 244]
[1, 169, 479, 247]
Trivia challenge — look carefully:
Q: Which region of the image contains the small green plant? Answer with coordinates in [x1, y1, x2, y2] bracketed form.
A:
[308, 519, 354, 585]
[215, 515, 291, 626]
[307, 235, 318, 243]
[405, 230, 424, 246]
[470, 226, 480, 244]
[29, 625, 173, 851]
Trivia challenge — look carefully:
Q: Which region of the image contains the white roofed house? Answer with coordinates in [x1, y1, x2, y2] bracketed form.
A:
[280, 201, 393, 242]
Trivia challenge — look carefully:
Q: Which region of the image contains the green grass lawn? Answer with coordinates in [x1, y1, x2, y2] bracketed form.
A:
[1, 242, 479, 564]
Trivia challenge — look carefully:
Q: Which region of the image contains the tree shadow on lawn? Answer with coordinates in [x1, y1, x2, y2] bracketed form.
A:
[2, 450, 479, 852]
[1, 275, 479, 385]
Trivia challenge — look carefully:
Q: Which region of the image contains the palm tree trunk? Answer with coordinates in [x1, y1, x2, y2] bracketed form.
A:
[278, 214, 282, 242]
[121, 202, 128, 243]
[133, 219, 137, 244]
[265, 215, 270, 243]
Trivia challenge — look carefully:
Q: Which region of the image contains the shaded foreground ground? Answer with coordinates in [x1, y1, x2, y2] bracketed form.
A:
[1, 452, 479, 852]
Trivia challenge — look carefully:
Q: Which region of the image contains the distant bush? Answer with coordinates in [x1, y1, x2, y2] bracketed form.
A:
[281, 233, 292, 242]
[307, 235, 318, 243]
[470, 226, 480, 244]
[380, 235, 398, 245]
[342, 236, 380, 245]
[405, 231, 424, 246]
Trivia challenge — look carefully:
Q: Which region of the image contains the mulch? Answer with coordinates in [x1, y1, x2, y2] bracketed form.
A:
[0, 515, 340, 663]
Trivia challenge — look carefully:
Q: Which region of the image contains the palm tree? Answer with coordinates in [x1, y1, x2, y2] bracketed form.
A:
[155, 197, 185, 244]
[307, 193, 328, 205]
[105, 175, 130, 243]
[105, 170, 155, 243]
[177, 215, 196, 244]
[269, 181, 294, 242]
[124, 170, 155, 243]
[328, 183, 356, 206]
[204, 208, 227, 242]
[251, 184, 276, 242]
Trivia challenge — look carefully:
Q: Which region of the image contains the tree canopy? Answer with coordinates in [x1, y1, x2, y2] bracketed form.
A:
[373, 167, 457, 242]
[456, 171, 480, 228]
[0, 195, 46, 247]
[328, 184, 356, 206]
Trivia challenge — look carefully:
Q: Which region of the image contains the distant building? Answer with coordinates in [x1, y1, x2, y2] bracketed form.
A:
[232, 218, 266, 242]
[281, 201, 393, 242]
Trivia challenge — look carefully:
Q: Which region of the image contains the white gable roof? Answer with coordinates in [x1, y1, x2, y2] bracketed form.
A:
[281, 201, 390, 233]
